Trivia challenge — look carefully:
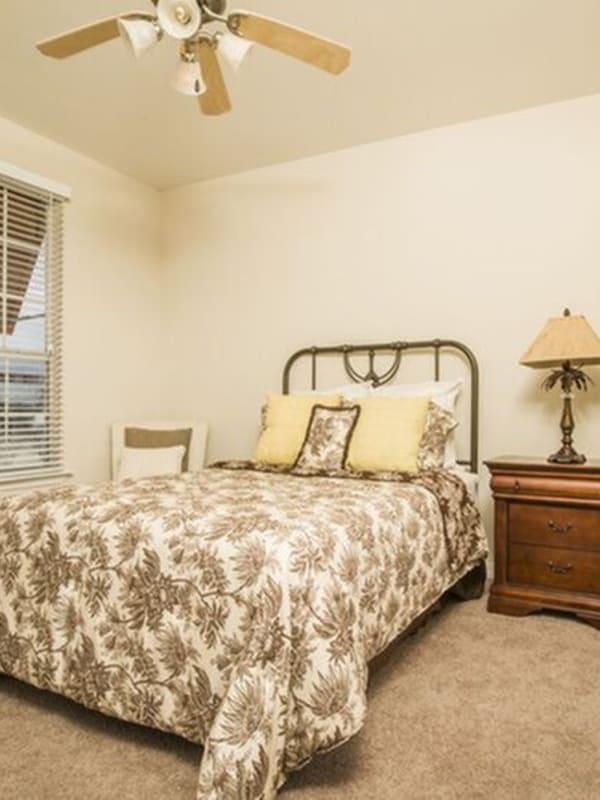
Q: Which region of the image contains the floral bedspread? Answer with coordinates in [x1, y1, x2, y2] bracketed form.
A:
[0, 464, 487, 799]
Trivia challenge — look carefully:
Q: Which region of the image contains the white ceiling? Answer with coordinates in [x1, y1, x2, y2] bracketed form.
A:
[2, 0, 600, 189]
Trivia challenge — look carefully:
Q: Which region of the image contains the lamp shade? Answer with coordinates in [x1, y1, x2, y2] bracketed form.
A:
[172, 58, 206, 96]
[520, 310, 600, 368]
[118, 17, 161, 59]
[217, 32, 253, 70]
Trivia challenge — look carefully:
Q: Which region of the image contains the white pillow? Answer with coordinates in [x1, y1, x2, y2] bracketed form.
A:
[370, 379, 462, 408]
[117, 445, 186, 481]
[296, 382, 371, 400]
[370, 379, 463, 466]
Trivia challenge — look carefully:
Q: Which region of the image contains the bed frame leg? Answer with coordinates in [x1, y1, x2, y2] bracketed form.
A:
[450, 561, 487, 601]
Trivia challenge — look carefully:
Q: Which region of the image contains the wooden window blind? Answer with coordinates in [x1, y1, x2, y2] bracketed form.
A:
[0, 171, 66, 482]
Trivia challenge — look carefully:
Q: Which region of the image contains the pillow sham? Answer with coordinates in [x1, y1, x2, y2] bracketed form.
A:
[346, 395, 430, 473]
[117, 445, 186, 481]
[124, 427, 192, 471]
[259, 384, 370, 431]
[294, 404, 361, 472]
[370, 379, 462, 466]
[417, 401, 459, 470]
[370, 379, 462, 410]
[307, 383, 371, 400]
[254, 393, 341, 466]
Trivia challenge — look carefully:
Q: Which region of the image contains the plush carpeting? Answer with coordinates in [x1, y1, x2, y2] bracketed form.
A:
[1, 593, 599, 800]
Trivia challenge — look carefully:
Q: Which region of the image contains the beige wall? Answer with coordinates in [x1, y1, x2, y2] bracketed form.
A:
[0, 115, 163, 483]
[4, 94, 600, 517]
[161, 94, 600, 525]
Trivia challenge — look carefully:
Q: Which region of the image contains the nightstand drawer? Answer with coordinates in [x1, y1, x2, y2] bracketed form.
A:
[509, 544, 600, 594]
[509, 503, 600, 551]
[491, 474, 600, 501]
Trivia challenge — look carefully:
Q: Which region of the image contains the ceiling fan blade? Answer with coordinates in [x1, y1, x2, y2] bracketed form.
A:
[194, 41, 231, 116]
[228, 12, 351, 75]
[36, 11, 154, 59]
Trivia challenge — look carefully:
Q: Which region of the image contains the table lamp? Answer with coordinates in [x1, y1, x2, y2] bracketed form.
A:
[520, 309, 600, 464]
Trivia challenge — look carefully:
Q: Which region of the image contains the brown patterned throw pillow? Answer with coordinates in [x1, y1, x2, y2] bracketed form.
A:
[294, 405, 360, 472]
[417, 401, 458, 470]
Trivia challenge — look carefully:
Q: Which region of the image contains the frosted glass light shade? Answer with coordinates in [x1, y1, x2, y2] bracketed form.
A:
[157, 0, 201, 40]
[118, 17, 161, 58]
[218, 32, 253, 70]
[172, 59, 206, 96]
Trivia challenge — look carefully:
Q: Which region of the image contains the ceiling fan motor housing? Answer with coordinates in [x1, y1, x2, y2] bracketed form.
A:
[202, 0, 227, 15]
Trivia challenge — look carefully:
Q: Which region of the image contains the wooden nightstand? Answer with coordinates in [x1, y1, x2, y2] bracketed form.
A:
[485, 456, 600, 629]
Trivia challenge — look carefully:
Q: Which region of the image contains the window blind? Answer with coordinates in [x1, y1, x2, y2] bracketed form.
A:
[0, 172, 65, 482]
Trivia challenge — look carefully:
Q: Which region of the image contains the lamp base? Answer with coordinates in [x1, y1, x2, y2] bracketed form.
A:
[548, 447, 586, 465]
[548, 391, 587, 465]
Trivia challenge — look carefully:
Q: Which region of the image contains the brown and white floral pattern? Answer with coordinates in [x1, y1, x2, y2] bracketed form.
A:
[417, 401, 459, 470]
[0, 464, 487, 799]
[294, 405, 360, 472]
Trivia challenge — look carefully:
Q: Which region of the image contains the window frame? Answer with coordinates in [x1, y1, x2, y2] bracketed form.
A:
[0, 164, 70, 488]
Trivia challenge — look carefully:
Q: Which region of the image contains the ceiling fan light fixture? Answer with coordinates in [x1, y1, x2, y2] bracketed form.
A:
[172, 56, 207, 96]
[36, 5, 351, 116]
[157, 0, 202, 40]
[117, 17, 162, 59]
[217, 31, 253, 70]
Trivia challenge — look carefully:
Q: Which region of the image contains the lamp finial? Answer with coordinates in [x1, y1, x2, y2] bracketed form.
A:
[564, 308, 571, 317]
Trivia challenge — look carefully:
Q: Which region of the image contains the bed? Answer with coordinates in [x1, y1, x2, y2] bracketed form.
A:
[0, 338, 488, 800]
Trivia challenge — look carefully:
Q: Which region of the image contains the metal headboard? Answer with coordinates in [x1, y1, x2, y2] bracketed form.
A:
[282, 338, 479, 473]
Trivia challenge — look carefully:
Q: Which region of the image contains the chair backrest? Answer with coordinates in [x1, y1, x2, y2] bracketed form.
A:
[110, 420, 208, 479]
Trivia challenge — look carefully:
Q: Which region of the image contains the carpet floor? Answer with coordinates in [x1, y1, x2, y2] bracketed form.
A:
[1, 592, 599, 800]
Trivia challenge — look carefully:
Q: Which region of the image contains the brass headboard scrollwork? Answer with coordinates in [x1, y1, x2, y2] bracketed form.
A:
[282, 338, 479, 473]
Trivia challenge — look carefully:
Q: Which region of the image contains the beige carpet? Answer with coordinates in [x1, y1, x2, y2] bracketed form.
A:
[1, 593, 599, 800]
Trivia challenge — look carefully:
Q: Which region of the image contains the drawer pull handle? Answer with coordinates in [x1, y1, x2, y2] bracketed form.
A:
[513, 480, 520, 492]
[547, 520, 573, 535]
[547, 561, 573, 575]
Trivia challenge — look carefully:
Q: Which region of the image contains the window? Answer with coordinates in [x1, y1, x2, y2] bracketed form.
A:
[0, 169, 66, 483]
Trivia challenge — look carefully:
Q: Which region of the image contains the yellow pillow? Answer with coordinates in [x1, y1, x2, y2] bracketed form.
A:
[254, 393, 341, 466]
[346, 396, 430, 473]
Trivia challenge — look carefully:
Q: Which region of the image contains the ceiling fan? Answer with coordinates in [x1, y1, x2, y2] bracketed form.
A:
[36, 0, 351, 116]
